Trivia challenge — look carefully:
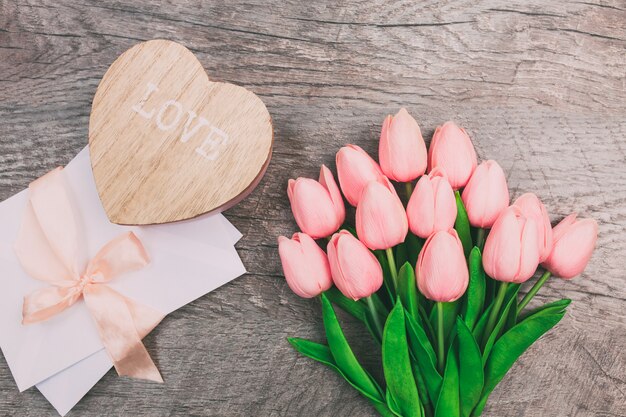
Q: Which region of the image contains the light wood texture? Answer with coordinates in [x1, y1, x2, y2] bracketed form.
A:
[0, 0, 625, 416]
[90, 39, 273, 225]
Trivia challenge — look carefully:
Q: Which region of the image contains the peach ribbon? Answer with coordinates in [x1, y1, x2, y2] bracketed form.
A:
[14, 167, 164, 382]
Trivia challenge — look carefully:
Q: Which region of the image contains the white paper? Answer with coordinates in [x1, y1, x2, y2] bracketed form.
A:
[36, 209, 243, 416]
[0, 148, 246, 409]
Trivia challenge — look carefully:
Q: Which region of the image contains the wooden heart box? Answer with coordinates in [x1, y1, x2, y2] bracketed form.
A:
[89, 40, 273, 225]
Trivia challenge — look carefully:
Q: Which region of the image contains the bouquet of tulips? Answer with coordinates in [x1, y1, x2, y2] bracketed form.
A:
[277, 109, 598, 417]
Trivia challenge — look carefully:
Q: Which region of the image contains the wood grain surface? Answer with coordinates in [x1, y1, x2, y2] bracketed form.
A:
[0, 0, 624, 416]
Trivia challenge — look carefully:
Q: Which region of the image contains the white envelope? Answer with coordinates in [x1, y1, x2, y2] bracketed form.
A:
[35, 205, 243, 416]
[36, 212, 243, 416]
[0, 148, 246, 399]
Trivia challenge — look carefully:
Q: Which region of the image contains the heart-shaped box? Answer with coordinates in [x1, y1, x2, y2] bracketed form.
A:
[89, 40, 273, 225]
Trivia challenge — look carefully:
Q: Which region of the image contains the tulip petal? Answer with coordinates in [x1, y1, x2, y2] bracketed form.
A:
[319, 165, 346, 226]
[407, 175, 435, 238]
[483, 208, 522, 282]
[289, 178, 342, 238]
[356, 181, 408, 250]
[336, 145, 386, 206]
[329, 231, 382, 300]
[516, 217, 540, 283]
[379, 108, 427, 182]
[543, 217, 597, 279]
[416, 230, 468, 302]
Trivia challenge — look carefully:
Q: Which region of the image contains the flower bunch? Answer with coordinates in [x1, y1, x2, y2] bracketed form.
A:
[278, 109, 598, 417]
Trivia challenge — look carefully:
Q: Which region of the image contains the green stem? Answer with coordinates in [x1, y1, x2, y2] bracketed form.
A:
[518, 271, 551, 312]
[436, 302, 445, 373]
[481, 282, 509, 348]
[365, 295, 384, 340]
[385, 247, 399, 291]
[404, 181, 414, 200]
[475, 228, 486, 252]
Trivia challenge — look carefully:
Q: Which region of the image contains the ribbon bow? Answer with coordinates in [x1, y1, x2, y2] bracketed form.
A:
[14, 167, 164, 382]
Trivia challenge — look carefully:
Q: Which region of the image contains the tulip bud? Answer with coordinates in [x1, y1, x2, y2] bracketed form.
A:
[427, 121, 477, 190]
[416, 229, 468, 302]
[378, 108, 427, 182]
[278, 233, 333, 298]
[327, 230, 383, 300]
[483, 206, 540, 283]
[461, 160, 509, 228]
[336, 144, 391, 206]
[287, 165, 345, 239]
[542, 214, 598, 279]
[356, 181, 408, 250]
[513, 193, 553, 262]
[407, 169, 456, 238]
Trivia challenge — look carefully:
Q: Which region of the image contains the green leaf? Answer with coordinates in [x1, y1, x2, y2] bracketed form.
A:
[472, 311, 566, 416]
[385, 390, 403, 417]
[504, 300, 518, 332]
[383, 300, 423, 417]
[471, 303, 492, 342]
[419, 303, 436, 343]
[435, 342, 460, 417]
[325, 286, 367, 322]
[518, 298, 571, 322]
[405, 312, 442, 404]
[454, 191, 472, 258]
[398, 262, 420, 323]
[482, 285, 520, 364]
[321, 294, 383, 401]
[430, 300, 460, 348]
[287, 338, 381, 404]
[456, 318, 484, 417]
[484, 276, 496, 307]
[462, 247, 486, 331]
[412, 361, 433, 414]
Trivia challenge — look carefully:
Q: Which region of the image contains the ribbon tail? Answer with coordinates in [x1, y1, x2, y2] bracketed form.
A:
[83, 284, 164, 382]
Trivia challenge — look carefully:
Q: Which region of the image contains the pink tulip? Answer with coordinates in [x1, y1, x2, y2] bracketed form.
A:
[378, 108, 427, 182]
[483, 206, 540, 283]
[416, 229, 468, 302]
[356, 181, 408, 250]
[407, 169, 457, 238]
[336, 144, 391, 206]
[287, 165, 345, 239]
[542, 214, 598, 279]
[513, 193, 553, 262]
[427, 121, 478, 190]
[462, 160, 509, 228]
[327, 230, 383, 300]
[278, 233, 333, 298]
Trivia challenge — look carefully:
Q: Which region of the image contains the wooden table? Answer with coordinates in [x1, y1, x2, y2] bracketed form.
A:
[1, 1, 624, 415]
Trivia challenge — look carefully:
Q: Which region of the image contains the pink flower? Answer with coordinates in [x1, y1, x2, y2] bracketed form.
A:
[327, 230, 383, 300]
[513, 193, 553, 262]
[278, 233, 333, 298]
[462, 160, 509, 228]
[416, 229, 468, 302]
[482, 206, 540, 283]
[542, 214, 598, 279]
[336, 144, 391, 206]
[407, 169, 457, 238]
[378, 108, 427, 182]
[427, 121, 478, 190]
[287, 165, 345, 239]
[356, 181, 408, 250]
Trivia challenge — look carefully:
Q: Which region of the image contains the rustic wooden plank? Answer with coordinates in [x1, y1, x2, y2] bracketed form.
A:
[0, 0, 624, 415]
